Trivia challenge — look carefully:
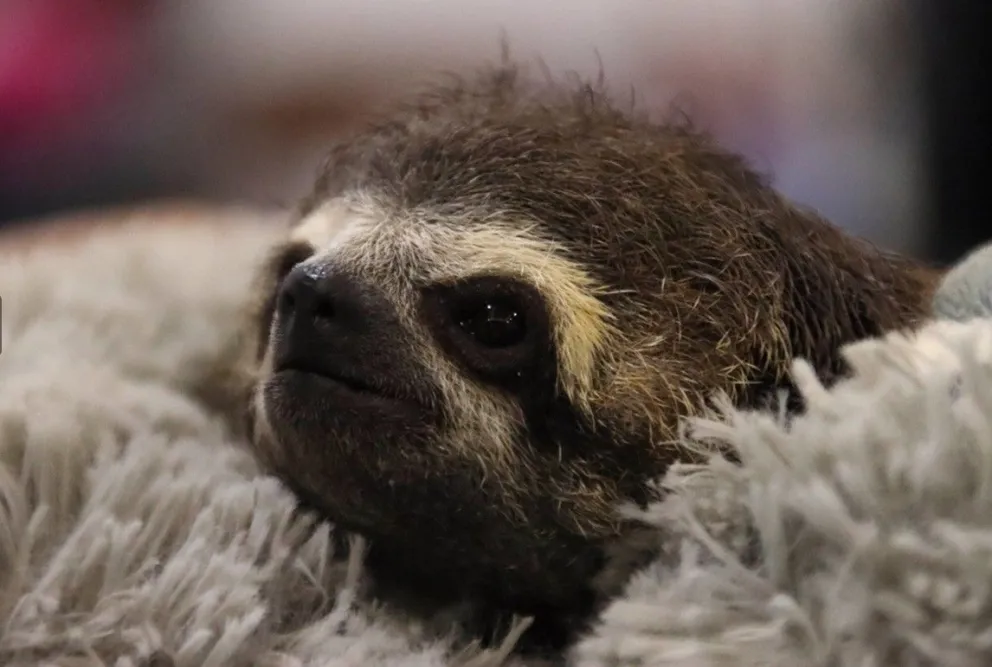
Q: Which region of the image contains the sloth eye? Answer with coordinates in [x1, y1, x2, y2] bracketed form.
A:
[454, 296, 527, 349]
[422, 276, 548, 384]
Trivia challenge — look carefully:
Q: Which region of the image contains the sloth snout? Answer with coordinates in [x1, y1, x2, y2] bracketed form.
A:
[272, 265, 399, 378]
[276, 265, 385, 335]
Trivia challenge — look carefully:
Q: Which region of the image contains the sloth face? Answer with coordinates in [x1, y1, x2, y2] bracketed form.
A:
[246, 66, 934, 644]
[251, 203, 647, 626]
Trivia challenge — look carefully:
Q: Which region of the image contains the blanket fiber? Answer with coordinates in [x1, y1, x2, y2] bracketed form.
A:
[3, 217, 992, 666]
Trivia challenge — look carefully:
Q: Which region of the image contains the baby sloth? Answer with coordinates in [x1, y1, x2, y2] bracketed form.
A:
[246, 65, 938, 649]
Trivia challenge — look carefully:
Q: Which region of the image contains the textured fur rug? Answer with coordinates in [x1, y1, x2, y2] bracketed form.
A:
[3, 218, 992, 666]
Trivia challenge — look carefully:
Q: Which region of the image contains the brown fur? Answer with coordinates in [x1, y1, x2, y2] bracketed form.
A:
[245, 59, 941, 652]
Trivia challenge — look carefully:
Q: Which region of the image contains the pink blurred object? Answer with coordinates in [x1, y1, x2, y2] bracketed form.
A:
[0, 0, 146, 153]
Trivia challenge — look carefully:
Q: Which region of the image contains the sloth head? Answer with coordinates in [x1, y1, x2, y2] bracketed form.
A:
[246, 63, 937, 647]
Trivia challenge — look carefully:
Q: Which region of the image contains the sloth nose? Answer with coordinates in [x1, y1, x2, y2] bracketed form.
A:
[272, 263, 416, 390]
[277, 265, 370, 335]
[273, 264, 398, 376]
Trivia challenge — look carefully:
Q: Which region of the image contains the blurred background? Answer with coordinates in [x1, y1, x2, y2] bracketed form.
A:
[0, 0, 988, 263]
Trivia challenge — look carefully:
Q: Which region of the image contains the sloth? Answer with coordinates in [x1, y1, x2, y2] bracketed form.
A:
[240, 63, 942, 651]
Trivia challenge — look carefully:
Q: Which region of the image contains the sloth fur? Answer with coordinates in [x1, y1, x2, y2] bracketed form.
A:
[0, 62, 942, 657]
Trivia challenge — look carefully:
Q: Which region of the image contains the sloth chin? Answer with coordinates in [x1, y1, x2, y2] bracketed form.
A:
[255, 364, 624, 647]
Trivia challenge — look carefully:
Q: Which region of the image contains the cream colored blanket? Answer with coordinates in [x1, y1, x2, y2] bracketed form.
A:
[3, 211, 991, 666]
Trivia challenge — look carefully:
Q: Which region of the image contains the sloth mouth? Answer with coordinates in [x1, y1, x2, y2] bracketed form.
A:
[270, 356, 426, 415]
[274, 363, 382, 397]
[270, 366, 424, 422]
[265, 348, 436, 427]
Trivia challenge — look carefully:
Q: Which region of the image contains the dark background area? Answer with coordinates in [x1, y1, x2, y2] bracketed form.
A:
[920, 1, 992, 265]
[0, 0, 988, 265]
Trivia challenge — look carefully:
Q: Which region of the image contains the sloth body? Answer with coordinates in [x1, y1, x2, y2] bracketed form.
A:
[1, 66, 939, 652]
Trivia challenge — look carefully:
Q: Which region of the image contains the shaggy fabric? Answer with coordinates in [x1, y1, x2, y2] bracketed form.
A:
[932, 242, 992, 322]
[4, 221, 992, 666]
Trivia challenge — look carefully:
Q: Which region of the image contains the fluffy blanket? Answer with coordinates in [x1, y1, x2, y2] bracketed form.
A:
[3, 231, 992, 667]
